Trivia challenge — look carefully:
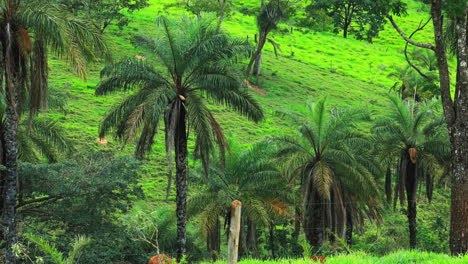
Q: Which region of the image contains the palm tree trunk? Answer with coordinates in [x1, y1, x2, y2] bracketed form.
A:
[165, 170, 172, 202]
[269, 221, 276, 259]
[345, 206, 353, 248]
[405, 151, 418, 249]
[175, 102, 188, 262]
[246, 32, 267, 78]
[207, 218, 220, 261]
[247, 217, 260, 258]
[240, 217, 248, 259]
[304, 191, 324, 248]
[385, 167, 392, 205]
[3, 21, 19, 264]
[252, 52, 262, 76]
[293, 208, 301, 240]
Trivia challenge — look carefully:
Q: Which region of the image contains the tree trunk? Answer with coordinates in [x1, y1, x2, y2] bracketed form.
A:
[165, 170, 172, 202]
[175, 101, 188, 262]
[385, 167, 392, 205]
[345, 206, 353, 248]
[449, 4, 468, 254]
[268, 222, 276, 259]
[343, 22, 349, 39]
[304, 191, 324, 248]
[405, 150, 418, 249]
[3, 21, 19, 264]
[449, 123, 468, 254]
[246, 32, 267, 78]
[293, 208, 301, 240]
[207, 218, 220, 261]
[239, 217, 248, 259]
[252, 52, 262, 76]
[247, 217, 260, 258]
[216, 0, 226, 31]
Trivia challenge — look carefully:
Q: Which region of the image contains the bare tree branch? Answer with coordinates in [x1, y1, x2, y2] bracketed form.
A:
[404, 18, 434, 81]
[386, 14, 436, 50]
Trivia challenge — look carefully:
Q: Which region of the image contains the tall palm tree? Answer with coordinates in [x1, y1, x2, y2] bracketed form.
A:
[272, 98, 382, 248]
[188, 141, 294, 260]
[0, 1, 106, 262]
[372, 94, 450, 249]
[95, 15, 263, 260]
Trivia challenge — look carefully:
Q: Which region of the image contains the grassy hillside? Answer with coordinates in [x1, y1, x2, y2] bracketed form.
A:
[46, 0, 435, 199]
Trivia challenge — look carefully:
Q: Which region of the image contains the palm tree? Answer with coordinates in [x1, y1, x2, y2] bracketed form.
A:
[0, 1, 105, 262]
[388, 65, 438, 102]
[272, 98, 382, 248]
[245, 0, 284, 78]
[188, 141, 294, 260]
[95, 15, 263, 260]
[372, 94, 449, 249]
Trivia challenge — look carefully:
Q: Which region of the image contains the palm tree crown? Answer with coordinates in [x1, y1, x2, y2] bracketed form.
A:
[273, 98, 381, 248]
[96, 14, 263, 161]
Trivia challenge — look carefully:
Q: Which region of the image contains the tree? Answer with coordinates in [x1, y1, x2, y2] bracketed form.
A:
[0, 1, 106, 262]
[273, 98, 382, 248]
[59, 0, 149, 33]
[309, 0, 407, 41]
[245, 0, 286, 78]
[385, 0, 468, 254]
[388, 64, 439, 102]
[188, 141, 294, 260]
[372, 95, 450, 249]
[95, 15, 263, 261]
[185, 0, 232, 27]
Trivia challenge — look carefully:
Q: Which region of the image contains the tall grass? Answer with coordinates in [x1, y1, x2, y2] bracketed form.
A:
[201, 251, 468, 264]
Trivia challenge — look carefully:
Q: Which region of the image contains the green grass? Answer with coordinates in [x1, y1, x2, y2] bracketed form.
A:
[200, 251, 468, 264]
[45, 0, 441, 199]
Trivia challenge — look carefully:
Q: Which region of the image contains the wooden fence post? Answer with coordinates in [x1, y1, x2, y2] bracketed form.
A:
[228, 200, 242, 264]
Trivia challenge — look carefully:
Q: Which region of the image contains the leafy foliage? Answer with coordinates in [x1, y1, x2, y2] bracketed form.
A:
[25, 234, 91, 264]
[308, 0, 407, 41]
[58, 0, 149, 33]
[18, 152, 144, 234]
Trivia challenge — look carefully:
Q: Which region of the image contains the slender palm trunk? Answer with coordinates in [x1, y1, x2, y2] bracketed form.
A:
[252, 52, 262, 76]
[345, 206, 353, 248]
[175, 102, 188, 261]
[385, 167, 392, 205]
[207, 218, 220, 261]
[246, 32, 267, 78]
[165, 170, 172, 202]
[293, 208, 301, 240]
[247, 217, 260, 258]
[269, 221, 276, 259]
[405, 151, 418, 249]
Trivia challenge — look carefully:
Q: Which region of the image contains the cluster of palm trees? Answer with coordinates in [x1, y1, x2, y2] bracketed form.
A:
[0, 0, 452, 263]
[186, 95, 449, 259]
